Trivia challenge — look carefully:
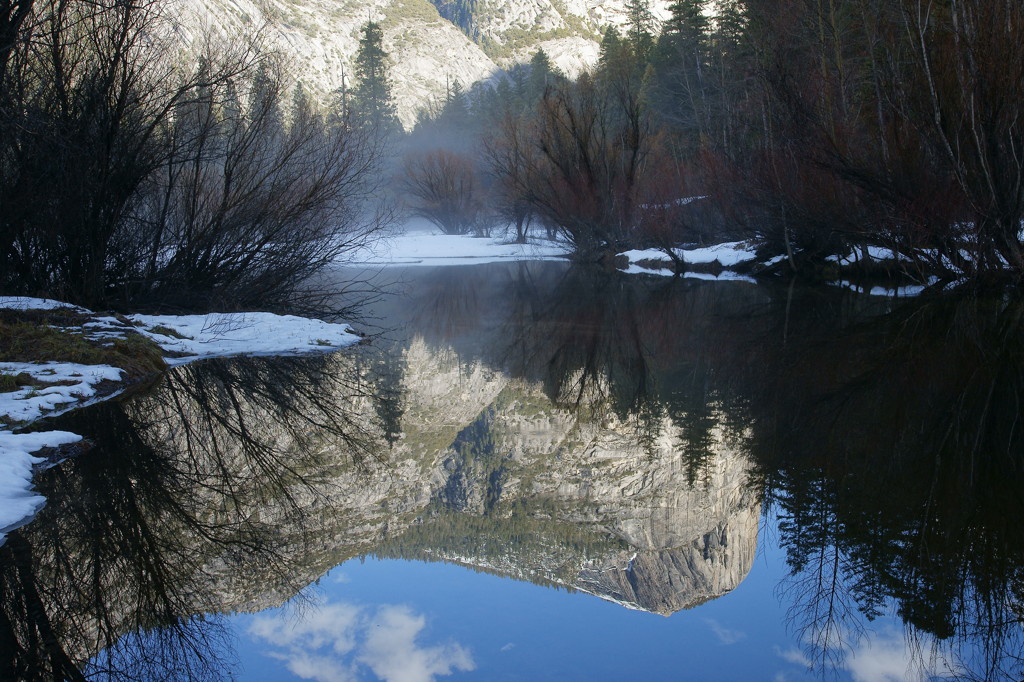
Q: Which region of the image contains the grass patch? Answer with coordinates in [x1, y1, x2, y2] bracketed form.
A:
[147, 325, 191, 339]
[0, 317, 167, 381]
[0, 372, 34, 393]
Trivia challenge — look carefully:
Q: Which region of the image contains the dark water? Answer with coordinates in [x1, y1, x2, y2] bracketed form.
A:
[2, 262, 1023, 681]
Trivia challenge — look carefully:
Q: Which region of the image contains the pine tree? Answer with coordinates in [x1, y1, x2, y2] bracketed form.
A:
[439, 77, 471, 130]
[646, 0, 717, 149]
[352, 21, 399, 134]
[624, 0, 658, 61]
[527, 49, 557, 102]
[664, 0, 708, 45]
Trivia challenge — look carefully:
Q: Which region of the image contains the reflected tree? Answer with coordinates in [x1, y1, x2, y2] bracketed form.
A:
[0, 352, 393, 680]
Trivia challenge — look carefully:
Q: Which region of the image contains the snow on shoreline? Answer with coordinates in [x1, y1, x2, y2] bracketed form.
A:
[346, 224, 570, 266]
[128, 312, 361, 366]
[0, 297, 362, 543]
[0, 430, 83, 537]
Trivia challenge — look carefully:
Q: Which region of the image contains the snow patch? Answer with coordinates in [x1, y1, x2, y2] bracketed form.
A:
[681, 241, 758, 266]
[347, 230, 570, 267]
[0, 296, 89, 313]
[130, 313, 361, 366]
[0, 430, 82, 542]
[0, 362, 125, 425]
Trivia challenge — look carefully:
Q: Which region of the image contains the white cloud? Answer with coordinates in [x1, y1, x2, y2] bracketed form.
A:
[359, 605, 476, 682]
[248, 600, 475, 682]
[500, 643, 515, 652]
[843, 629, 958, 682]
[705, 618, 747, 645]
[775, 646, 812, 669]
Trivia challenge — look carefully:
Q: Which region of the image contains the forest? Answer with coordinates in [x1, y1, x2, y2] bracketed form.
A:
[404, 0, 1024, 283]
[1, 0, 1023, 315]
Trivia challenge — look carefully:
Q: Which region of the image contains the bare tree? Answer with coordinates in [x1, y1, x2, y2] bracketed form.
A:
[402, 149, 484, 236]
[0, 0, 388, 313]
[487, 73, 654, 261]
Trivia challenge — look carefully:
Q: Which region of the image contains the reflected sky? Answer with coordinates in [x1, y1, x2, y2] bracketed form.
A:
[232, 525, 957, 682]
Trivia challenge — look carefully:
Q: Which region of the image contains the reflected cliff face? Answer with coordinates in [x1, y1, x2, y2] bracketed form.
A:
[1, 263, 1023, 680]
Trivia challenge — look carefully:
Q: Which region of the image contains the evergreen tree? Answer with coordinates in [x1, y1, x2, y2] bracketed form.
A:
[352, 21, 399, 134]
[649, 0, 710, 143]
[623, 0, 658, 61]
[664, 0, 708, 46]
[527, 49, 557, 102]
[597, 26, 635, 84]
[249, 62, 284, 140]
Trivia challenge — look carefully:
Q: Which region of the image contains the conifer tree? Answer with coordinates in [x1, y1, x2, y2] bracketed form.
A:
[624, 0, 658, 61]
[352, 20, 399, 134]
[527, 49, 557, 102]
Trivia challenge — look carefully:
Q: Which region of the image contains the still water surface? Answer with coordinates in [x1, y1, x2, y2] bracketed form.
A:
[2, 262, 1022, 680]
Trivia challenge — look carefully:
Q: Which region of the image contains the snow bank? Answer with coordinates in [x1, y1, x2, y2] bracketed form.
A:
[0, 362, 124, 424]
[826, 246, 917, 265]
[679, 241, 759, 266]
[0, 430, 82, 541]
[620, 242, 759, 271]
[347, 231, 570, 266]
[130, 313, 361, 366]
[0, 296, 89, 313]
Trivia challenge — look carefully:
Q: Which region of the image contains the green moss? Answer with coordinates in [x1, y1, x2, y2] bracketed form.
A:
[0, 313, 167, 381]
[147, 325, 191, 340]
[0, 372, 33, 393]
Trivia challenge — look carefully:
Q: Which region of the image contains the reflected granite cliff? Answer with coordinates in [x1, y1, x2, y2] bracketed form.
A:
[377, 335, 760, 615]
[1, 262, 1023, 679]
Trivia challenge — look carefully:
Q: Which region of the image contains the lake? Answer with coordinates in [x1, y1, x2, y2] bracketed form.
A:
[2, 262, 1021, 681]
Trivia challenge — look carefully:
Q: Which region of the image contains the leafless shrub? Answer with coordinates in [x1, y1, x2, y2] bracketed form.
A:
[402, 149, 485, 236]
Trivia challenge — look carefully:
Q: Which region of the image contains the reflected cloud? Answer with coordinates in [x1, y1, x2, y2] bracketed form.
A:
[776, 628, 960, 682]
[842, 629, 957, 682]
[775, 646, 812, 668]
[249, 600, 475, 682]
[706, 618, 746, 645]
[359, 606, 475, 682]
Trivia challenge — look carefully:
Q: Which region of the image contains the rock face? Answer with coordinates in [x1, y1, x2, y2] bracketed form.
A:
[168, 0, 497, 128]
[167, 0, 675, 126]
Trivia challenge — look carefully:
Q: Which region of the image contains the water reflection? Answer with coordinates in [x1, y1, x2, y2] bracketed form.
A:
[0, 353, 396, 680]
[0, 263, 1022, 680]
[740, 294, 1024, 680]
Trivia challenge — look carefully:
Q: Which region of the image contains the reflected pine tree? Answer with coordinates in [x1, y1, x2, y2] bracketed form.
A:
[743, 294, 1024, 680]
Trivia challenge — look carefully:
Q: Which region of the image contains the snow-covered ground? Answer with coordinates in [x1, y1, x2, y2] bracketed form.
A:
[346, 220, 570, 266]
[0, 297, 361, 543]
[618, 241, 761, 280]
[128, 312, 360, 366]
